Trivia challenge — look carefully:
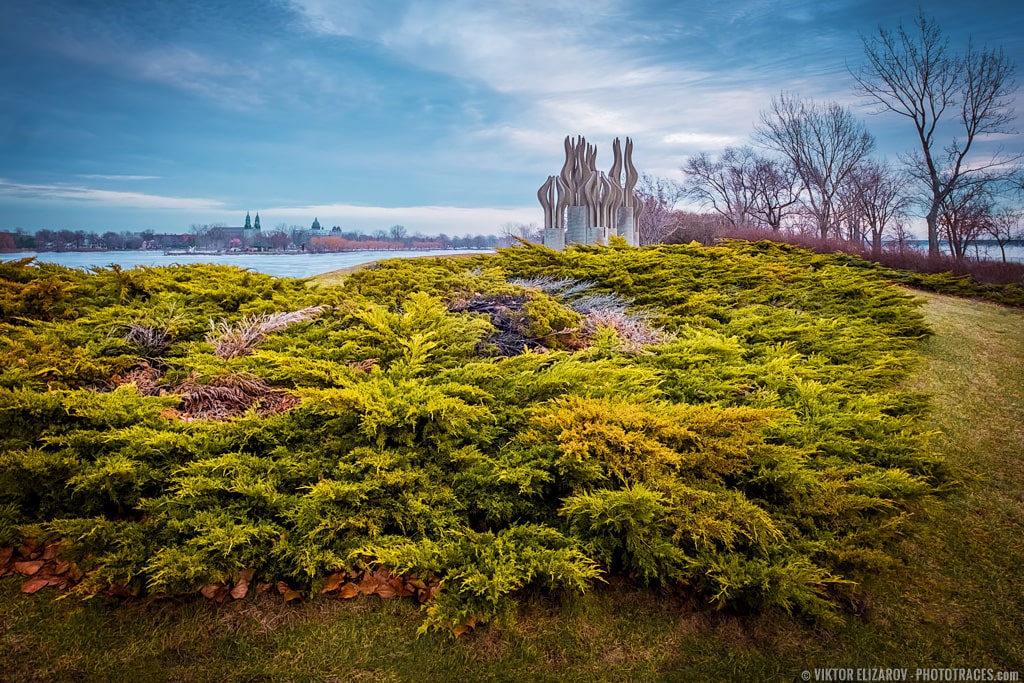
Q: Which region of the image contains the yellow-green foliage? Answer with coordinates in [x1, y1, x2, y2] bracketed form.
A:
[0, 244, 945, 631]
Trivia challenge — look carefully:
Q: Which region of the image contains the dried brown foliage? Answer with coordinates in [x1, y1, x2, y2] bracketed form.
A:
[207, 305, 326, 359]
[581, 308, 672, 353]
[349, 358, 379, 374]
[320, 568, 439, 605]
[119, 323, 172, 355]
[174, 373, 298, 421]
[0, 539, 84, 594]
[111, 362, 164, 396]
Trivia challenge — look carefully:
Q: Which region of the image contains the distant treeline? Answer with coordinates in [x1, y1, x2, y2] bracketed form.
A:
[0, 226, 505, 253]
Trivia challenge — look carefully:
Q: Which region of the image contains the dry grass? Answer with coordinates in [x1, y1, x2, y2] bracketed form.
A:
[207, 306, 326, 359]
[174, 373, 298, 421]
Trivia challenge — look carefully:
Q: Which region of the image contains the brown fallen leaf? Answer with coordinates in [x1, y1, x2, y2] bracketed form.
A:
[200, 584, 224, 600]
[256, 582, 273, 594]
[12, 560, 44, 576]
[105, 583, 133, 598]
[357, 574, 381, 595]
[42, 543, 62, 561]
[68, 564, 84, 582]
[321, 572, 346, 594]
[17, 538, 41, 559]
[0, 547, 14, 566]
[21, 577, 51, 594]
[230, 569, 256, 600]
[389, 576, 414, 598]
[53, 560, 71, 575]
[375, 584, 397, 599]
[276, 580, 290, 595]
[337, 583, 359, 599]
[230, 581, 248, 600]
[282, 589, 301, 602]
[454, 625, 472, 638]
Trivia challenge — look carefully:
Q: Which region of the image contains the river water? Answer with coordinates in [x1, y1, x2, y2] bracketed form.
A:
[0, 249, 491, 279]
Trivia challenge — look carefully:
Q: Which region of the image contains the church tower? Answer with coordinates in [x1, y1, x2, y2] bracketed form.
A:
[244, 211, 252, 230]
[254, 212, 261, 230]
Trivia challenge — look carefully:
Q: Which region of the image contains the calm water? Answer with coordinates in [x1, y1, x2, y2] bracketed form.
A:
[906, 240, 1024, 263]
[0, 249, 490, 279]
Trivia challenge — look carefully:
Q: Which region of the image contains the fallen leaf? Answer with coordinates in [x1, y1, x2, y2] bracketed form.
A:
[18, 539, 42, 560]
[276, 581, 290, 595]
[389, 577, 414, 597]
[357, 574, 381, 595]
[256, 582, 273, 594]
[375, 584, 397, 599]
[230, 580, 249, 600]
[42, 543, 62, 561]
[12, 560, 44, 576]
[239, 568, 256, 583]
[282, 589, 301, 602]
[337, 583, 359, 599]
[321, 572, 346, 594]
[21, 577, 50, 594]
[200, 584, 223, 600]
[454, 625, 472, 638]
[0, 547, 14, 566]
[105, 583, 132, 598]
[53, 560, 71, 575]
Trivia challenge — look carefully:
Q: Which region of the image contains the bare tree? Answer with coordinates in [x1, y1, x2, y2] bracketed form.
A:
[755, 93, 875, 239]
[885, 215, 915, 253]
[850, 160, 913, 257]
[683, 147, 802, 232]
[681, 148, 758, 227]
[938, 183, 993, 260]
[853, 11, 1020, 258]
[635, 173, 685, 245]
[663, 212, 727, 245]
[501, 222, 543, 244]
[984, 207, 1024, 262]
[748, 154, 802, 232]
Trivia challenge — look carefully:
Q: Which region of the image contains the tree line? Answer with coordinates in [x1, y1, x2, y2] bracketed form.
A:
[638, 12, 1024, 262]
[0, 224, 502, 253]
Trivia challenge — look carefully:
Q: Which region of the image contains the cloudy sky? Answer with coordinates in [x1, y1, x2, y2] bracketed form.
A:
[1, 0, 1021, 236]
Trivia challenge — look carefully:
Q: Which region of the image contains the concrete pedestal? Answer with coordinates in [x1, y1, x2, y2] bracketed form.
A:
[543, 227, 565, 251]
[616, 206, 635, 246]
[566, 206, 587, 246]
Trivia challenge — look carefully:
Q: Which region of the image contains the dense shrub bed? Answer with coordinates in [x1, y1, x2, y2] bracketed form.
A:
[0, 242, 945, 632]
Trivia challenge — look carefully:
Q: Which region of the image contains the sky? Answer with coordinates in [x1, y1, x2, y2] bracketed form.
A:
[1, 0, 1022, 237]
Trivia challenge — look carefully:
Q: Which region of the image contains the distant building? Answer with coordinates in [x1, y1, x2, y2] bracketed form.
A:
[202, 211, 265, 250]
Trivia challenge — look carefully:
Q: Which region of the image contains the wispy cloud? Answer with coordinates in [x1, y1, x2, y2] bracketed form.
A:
[0, 179, 225, 211]
[78, 174, 161, 181]
[285, 0, 844, 178]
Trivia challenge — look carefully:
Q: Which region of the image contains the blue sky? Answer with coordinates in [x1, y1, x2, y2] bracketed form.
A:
[1, 0, 1021, 236]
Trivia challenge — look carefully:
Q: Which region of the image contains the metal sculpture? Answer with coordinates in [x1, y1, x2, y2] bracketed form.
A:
[538, 135, 644, 249]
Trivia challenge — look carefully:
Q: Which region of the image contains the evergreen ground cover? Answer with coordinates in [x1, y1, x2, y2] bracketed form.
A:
[4, 242, 1019, 680]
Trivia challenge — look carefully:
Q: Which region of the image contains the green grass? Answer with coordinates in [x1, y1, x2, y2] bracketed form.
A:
[1, 290, 1022, 683]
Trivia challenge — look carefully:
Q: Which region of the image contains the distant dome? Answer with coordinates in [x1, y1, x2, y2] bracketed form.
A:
[312, 217, 321, 231]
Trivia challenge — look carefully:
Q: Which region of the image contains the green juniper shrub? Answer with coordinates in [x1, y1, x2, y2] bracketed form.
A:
[0, 243, 949, 632]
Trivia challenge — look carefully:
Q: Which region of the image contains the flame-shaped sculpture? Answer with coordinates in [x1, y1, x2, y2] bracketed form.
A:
[539, 136, 643, 249]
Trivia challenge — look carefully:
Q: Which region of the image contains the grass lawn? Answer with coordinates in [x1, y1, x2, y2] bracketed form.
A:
[1, 290, 1022, 682]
